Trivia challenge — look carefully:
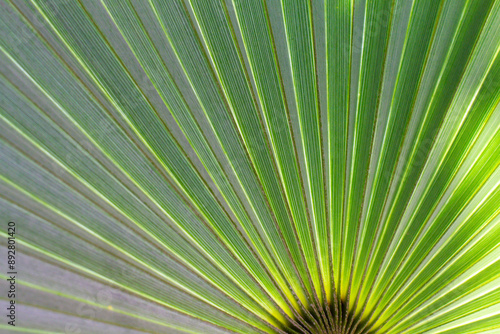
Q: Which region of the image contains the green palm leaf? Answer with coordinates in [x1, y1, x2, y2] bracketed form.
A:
[1, 0, 499, 333]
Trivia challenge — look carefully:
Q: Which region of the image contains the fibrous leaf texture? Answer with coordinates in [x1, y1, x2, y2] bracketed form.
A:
[1, 0, 500, 333]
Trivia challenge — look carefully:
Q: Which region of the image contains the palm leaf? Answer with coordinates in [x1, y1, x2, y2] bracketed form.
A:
[0, 0, 499, 333]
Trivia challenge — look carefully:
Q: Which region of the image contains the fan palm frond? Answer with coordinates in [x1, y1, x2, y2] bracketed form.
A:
[1, 0, 499, 333]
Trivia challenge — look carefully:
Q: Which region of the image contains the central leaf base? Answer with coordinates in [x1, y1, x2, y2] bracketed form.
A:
[282, 299, 372, 334]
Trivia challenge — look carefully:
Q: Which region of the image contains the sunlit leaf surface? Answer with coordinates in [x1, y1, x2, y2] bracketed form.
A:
[1, 0, 499, 333]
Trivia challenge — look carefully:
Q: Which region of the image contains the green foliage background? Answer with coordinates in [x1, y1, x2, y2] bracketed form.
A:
[0, 0, 500, 333]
